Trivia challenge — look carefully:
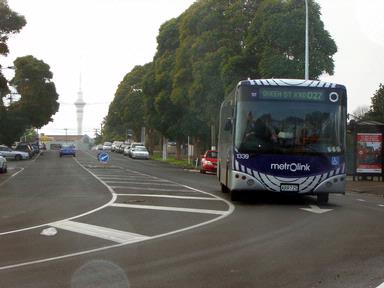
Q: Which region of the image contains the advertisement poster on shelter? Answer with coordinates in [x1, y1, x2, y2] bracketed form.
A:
[356, 133, 382, 173]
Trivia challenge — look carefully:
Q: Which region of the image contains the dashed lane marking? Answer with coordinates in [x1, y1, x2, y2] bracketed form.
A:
[110, 186, 193, 192]
[0, 151, 234, 271]
[116, 194, 217, 200]
[110, 203, 228, 215]
[104, 181, 179, 186]
[51, 220, 149, 244]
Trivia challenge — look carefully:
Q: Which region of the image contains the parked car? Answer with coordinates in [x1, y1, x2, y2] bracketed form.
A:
[102, 141, 112, 151]
[30, 143, 40, 154]
[123, 144, 131, 156]
[117, 143, 127, 154]
[14, 142, 34, 158]
[200, 150, 218, 174]
[0, 145, 30, 160]
[59, 144, 76, 157]
[111, 141, 123, 152]
[0, 155, 7, 173]
[130, 146, 149, 159]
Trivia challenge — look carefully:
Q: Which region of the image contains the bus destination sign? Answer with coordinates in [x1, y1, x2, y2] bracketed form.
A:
[259, 88, 325, 102]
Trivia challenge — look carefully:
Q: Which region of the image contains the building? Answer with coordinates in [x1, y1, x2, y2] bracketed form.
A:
[40, 134, 92, 151]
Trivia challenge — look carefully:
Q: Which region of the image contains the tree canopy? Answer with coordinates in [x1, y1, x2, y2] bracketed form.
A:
[0, 1, 59, 145]
[103, 0, 338, 155]
[365, 83, 384, 122]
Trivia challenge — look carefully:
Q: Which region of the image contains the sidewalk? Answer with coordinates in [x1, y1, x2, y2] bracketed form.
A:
[346, 176, 384, 196]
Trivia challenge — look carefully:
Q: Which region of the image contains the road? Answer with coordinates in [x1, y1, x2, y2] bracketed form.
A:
[0, 150, 384, 288]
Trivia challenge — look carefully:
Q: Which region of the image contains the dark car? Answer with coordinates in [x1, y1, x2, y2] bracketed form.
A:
[14, 143, 34, 158]
[200, 150, 218, 174]
[59, 144, 76, 157]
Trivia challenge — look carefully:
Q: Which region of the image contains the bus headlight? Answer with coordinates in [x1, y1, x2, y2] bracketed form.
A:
[247, 179, 255, 186]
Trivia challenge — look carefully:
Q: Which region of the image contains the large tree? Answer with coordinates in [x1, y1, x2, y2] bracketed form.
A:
[104, 64, 151, 141]
[245, 0, 337, 79]
[10, 55, 59, 128]
[143, 17, 187, 155]
[105, 0, 338, 155]
[0, 2, 59, 145]
[366, 83, 384, 122]
[0, 0, 26, 98]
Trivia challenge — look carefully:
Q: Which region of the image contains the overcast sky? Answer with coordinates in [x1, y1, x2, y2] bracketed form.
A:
[3, 0, 384, 136]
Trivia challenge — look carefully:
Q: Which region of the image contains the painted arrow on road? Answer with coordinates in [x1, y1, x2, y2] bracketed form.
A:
[300, 205, 333, 214]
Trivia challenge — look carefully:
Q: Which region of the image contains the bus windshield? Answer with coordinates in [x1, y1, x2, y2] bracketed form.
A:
[235, 100, 345, 154]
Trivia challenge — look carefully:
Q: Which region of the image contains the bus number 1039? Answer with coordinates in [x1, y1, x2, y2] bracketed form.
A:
[236, 153, 249, 160]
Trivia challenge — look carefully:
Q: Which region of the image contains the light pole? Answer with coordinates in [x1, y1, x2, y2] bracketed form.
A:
[305, 0, 309, 80]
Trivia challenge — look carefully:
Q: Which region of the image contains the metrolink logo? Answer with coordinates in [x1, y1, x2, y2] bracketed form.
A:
[270, 162, 311, 172]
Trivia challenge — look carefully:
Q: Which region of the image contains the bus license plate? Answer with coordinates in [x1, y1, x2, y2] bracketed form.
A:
[280, 184, 299, 193]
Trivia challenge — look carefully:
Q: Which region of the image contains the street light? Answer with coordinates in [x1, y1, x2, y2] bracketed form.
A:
[305, 0, 309, 80]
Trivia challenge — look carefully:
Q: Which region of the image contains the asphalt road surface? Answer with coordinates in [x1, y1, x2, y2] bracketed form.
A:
[0, 150, 384, 288]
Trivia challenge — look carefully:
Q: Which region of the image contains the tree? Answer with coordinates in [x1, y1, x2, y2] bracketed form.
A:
[105, 0, 338, 156]
[143, 17, 187, 158]
[0, 0, 26, 98]
[0, 3, 58, 145]
[10, 55, 59, 128]
[104, 64, 151, 142]
[366, 83, 384, 122]
[351, 105, 370, 120]
[245, 0, 337, 79]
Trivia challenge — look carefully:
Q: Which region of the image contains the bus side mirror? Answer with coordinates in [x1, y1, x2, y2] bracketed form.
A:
[224, 118, 233, 131]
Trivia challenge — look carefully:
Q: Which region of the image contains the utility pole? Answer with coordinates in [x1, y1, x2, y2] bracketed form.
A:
[305, 0, 309, 80]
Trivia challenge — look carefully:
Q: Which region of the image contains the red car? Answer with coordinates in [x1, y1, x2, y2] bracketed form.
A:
[200, 150, 218, 174]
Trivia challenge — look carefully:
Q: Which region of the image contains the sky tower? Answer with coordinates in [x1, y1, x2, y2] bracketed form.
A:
[74, 75, 86, 135]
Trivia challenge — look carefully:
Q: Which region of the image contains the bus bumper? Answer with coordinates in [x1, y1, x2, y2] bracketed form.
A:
[229, 170, 346, 195]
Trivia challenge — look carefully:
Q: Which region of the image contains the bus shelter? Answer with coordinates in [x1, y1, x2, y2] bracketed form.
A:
[350, 120, 384, 181]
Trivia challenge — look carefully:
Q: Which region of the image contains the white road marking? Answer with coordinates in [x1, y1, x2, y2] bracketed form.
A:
[356, 199, 367, 202]
[110, 203, 227, 215]
[40, 227, 58, 236]
[0, 158, 116, 236]
[378, 204, 384, 207]
[116, 193, 218, 200]
[300, 205, 333, 214]
[51, 220, 149, 244]
[111, 186, 192, 192]
[0, 151, 235, 271]
[106, 181, 179, 186]
[376, 282, 384, 288]
[0, 167, 24, 187]
[101, 177, 169, 183]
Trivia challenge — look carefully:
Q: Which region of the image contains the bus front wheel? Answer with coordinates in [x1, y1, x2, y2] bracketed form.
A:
[317, 193, 329, 204]
[230, 189, 241, 201]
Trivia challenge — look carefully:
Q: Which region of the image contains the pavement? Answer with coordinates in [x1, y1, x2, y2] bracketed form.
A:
[346, 176, 384, 196]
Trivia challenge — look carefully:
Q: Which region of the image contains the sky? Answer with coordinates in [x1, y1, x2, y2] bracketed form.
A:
[2, 0, 384, 136]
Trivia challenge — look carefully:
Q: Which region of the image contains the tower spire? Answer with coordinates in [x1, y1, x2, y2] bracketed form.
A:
[74, 74, 86, 135]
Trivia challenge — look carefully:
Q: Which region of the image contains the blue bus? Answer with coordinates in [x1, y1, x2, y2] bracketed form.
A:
[217, 79, 347, 203]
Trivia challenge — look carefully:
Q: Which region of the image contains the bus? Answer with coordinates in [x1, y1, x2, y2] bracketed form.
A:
[217, 79, 347, 203]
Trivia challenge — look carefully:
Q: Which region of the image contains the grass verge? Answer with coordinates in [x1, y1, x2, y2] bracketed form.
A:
[151, 152, 197, 170]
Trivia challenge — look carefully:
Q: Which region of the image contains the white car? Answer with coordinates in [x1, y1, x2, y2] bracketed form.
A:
[102, 141, 112, 151]
[130, 146, 149, 159]
[0, 155, 7, 173]
[0, 145, 30, 160]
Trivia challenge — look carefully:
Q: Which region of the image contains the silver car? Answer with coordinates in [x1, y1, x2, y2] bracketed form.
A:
[130, 146, 149, 159]
[0, 155, 7, 173]
[0, 145, 30, 160]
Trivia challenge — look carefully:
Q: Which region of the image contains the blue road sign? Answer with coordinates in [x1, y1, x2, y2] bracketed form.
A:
[98, 152, 110, 163]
